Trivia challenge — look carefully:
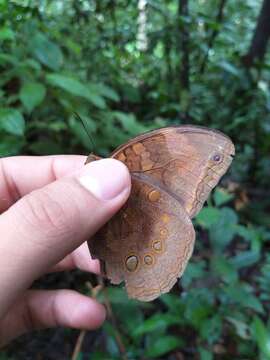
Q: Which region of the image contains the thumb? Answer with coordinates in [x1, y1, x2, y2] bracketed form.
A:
[0, 159, 130, 313]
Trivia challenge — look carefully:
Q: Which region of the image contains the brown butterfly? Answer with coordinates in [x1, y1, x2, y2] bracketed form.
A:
[86, 125, 235, 301]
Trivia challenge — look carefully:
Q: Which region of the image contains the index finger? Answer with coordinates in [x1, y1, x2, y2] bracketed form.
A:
[0, 155, 87, 213]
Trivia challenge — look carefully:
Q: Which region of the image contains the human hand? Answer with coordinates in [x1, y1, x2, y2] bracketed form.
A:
[0, 155, 131, 346]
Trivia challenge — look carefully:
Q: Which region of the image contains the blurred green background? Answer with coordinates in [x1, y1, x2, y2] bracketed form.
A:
[1, 0, 270, 359]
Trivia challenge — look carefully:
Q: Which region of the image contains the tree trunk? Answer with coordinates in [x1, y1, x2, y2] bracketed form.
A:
[137, 0, 148, 51]
[178, 0, 189, 91]
[242, 0, 270, 181]
[243, 0, 270, 66]
[177, 0, 190, 123]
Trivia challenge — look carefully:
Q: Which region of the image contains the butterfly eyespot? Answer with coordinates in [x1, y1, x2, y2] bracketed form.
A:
[126, 255, 139, 272]
[152, 240, 163, 252]
[148, 190, 161, 202]
[160, 228, 168, 238]
[144, 254, 154, 265]
[212, 154, 222, 162]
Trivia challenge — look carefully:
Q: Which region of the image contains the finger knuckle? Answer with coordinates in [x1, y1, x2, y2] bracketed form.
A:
[20, 188, 75, 239]
[23, 297, 37, 333]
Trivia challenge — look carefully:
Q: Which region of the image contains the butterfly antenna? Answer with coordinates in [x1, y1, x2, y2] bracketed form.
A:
[73, 112, 95, 153]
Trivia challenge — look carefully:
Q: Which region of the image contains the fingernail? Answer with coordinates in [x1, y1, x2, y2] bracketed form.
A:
[78, 159, 130, 200]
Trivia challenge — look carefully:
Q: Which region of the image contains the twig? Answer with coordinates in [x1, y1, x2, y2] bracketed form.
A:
[71, 282, 103, 360]
[71, 330, 86, 360]
[103, 285, 128, 360]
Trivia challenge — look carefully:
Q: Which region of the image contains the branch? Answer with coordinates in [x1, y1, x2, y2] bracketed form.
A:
[199, 0, 228, 74]
[71, 282, 103, 360]
[177, 0, 191, 123]
[242, 0, 270, 67]
[178, 0, 190, 91]
[103, 286, 128, 360]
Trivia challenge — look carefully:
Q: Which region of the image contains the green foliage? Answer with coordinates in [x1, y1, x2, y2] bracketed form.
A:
[144, 335, 184, 358]
[19, 82, 46, 113]
[209, 207, 238, 251]
[1, 1, 270, 359]
[46, 74, 107, 109]
[87, 187, 270, 359]
[29, 32, 63, 70]
[0, 355, 11, 360]
[0, 108, 25, 136]
[252, 317, 270, 359]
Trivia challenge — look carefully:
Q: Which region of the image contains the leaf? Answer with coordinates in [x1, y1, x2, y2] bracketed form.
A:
[245, 295, 264, 314]
[85, 92, 106, 109]
[184, 288, 214, 327]
[29, 32, 63, 70]
[0, 54, 18, 67]
[0, 26, 15, 41]
[224, 283, 264, 314]
[132, 313, 180, 337]
[181, 261, 207, 288]
[0, 134, 24, 156]
[198, 348, 213, 360]
[103, 322, 121, 357]
[89, 83, 120, 102]
[98, 287, 151, 310]
[46, 73, 86, 96]
[24, 59, 42, 72]
[231, 250, 260, 269]
[200, 315, 222, 344]
[196, 207, 221, 228]
[116, 303, 144, 336]
[226, 317, 250, 340]
[20, 82, 46, 112]
[159, 296, 184, 317]
[65, 38, 82, 55]
[46, 74, 106, 108]
[219, 61, 241, 77]
[211, 255, 238, 284]
[214, 188, 234, 206]
[235, 225, 255, 242]
[91, 352, 116, 360]
[0, 108, 25, 135]
[209, 207, 238, 251]
[251, 317, 270, 357]
[236, 225, 265, 252]
[113, 111, 147, 134]
[99, 287, 131, 305]
[145, 335, 183, 358]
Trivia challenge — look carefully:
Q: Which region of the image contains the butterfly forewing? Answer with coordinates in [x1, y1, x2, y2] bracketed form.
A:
[111, 126, 235, 218]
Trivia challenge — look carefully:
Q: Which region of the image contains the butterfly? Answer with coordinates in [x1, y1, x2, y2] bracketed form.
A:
[87, 125, 235, 301]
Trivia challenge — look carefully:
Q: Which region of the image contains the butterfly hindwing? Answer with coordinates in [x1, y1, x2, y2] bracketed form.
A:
[89, 176, 195, 301]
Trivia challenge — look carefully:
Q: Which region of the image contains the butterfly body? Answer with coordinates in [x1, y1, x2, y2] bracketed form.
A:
[87, 125, 235, 301]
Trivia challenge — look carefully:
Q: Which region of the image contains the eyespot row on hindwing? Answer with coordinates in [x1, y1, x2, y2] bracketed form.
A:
[124, 187, 171, 273]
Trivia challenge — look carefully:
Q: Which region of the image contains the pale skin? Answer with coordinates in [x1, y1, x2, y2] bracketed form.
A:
[0, 155, 131, 347]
